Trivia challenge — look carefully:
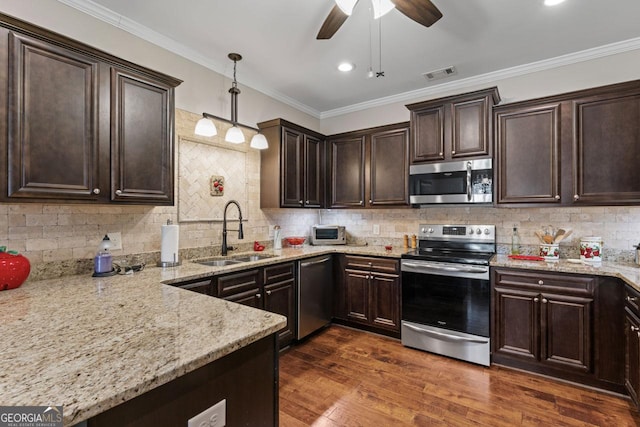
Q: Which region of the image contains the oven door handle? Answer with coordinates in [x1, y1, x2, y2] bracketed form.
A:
[402, 261, 488, 274]
[404, 323, 489, 344]
[466, 161, 472, 202]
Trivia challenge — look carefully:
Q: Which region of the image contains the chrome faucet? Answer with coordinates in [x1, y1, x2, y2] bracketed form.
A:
[222, 200, 244, 256]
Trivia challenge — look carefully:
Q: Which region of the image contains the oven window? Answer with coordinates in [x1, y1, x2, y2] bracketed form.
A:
[315, 228, 338, 240]
[402, 271, 490, 337]
[410, 171, 466, 195]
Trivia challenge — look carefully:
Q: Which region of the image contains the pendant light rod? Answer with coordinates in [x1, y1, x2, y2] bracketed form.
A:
[200, 112, 260, 133]
[228, 52, 241, 124]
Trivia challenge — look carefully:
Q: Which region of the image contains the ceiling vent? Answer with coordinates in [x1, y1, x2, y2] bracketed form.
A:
[422, 66, 457, 81]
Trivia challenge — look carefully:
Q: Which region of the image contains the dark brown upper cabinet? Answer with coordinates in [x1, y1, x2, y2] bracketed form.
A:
[0, 13, 181, 205]
[495, 79, 640, 207]
[406, 87, 500, 164]
[495, 102, 561, 204]
[328, 122, 409, 209]
[258, 118, 326, 209]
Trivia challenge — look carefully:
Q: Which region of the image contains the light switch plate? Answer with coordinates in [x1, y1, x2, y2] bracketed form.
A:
[107, 232, 123, 251]
[373, 224, 380, 235]
[188, 399, 226, 427]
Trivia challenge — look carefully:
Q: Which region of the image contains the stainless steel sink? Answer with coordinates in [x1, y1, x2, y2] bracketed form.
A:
[195, 259, 243, 267]
[232, 254, 275, 262]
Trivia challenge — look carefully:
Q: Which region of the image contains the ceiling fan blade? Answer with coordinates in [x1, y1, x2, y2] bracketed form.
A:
[393, 0, 443, 28]
[317, 4, 349, 39]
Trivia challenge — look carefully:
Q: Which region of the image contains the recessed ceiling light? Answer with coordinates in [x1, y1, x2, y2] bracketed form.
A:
[544, 0, 566, 6]
[338, 62, 355, 72]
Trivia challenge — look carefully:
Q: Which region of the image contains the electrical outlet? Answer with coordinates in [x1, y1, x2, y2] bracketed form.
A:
[188, 399, 226, 427]
[107, 232, 123, 251]
[373, 224, 380, 235]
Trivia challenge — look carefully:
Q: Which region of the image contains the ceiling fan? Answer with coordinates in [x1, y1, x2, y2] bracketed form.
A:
[317, 0, 443, 39]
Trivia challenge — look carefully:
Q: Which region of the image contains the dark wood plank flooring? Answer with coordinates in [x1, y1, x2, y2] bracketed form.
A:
[279, 325, 640, 426]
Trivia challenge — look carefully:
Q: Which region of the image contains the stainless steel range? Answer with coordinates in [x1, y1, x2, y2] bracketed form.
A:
[400, 224, 496, 366]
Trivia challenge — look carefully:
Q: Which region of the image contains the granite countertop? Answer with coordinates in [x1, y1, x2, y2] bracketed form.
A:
[0, 244, 404, 426]
[491, 254, 640, 291]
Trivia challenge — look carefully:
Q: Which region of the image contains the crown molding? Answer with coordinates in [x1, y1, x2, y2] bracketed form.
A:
[57, 0, 640, 121]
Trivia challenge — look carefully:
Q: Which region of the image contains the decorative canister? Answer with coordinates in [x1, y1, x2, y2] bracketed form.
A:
[0, 246, 31, 291]
[539, 244, 559, 261]
[580, 237, 603, 262]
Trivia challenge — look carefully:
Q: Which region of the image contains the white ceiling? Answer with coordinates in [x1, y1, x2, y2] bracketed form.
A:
[60, 0, 640, 118]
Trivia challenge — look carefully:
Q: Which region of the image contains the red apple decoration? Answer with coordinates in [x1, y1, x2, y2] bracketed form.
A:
[0, 247, 31, 291]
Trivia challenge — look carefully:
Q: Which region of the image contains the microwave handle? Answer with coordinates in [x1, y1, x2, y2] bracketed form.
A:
[466, 161, 472, 202]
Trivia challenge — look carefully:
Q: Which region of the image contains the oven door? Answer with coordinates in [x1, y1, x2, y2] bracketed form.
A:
[401, 260, 490, 337]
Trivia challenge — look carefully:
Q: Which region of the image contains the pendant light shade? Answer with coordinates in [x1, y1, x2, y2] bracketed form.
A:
[250, 133, 269, 150]
[372, 0, 395, 19]
[225, 126, 245, 144]
[335, 0, 358, 15]
[195, 116, 217, 137]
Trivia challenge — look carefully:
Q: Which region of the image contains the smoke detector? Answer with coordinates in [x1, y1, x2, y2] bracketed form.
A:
[422, 66, 457, 81]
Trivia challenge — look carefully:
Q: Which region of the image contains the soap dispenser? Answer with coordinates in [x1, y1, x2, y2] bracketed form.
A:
[93, 235, 115, 277]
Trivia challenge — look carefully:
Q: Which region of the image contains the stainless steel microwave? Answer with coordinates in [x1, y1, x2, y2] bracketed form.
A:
[311, 225, 346, 245]
[409, 159, 492, 205]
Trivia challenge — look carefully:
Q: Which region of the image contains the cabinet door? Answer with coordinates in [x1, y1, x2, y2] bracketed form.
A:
[493, 286, 540, 360]
[410, 106, 445, 163]
[303, 135, 324, 208]
[7, 32, 100, 200]
[329, 136, 365, 208]
[344, 269, 370, 324]
[540, 293, 592, 372]
[264, 279, 295, 347]
[110, 67, 174, 204]
[451, 96, 491, 159]
[573, 92, 640, 204]
[370, 272, 400, 332]
[370, 127, 409, 206]
[626, 308, 640, 406]
[281, 127, 304, 207]
[216, 269, 261, 299]
[495, 103, 561, 204]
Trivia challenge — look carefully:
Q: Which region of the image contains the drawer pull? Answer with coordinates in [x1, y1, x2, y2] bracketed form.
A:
[627, 296, 638, 303]
[534, 297, 539, 303]
[256, 293, 262, 299]
[538, 280, 544, 285]
[266, 290, 272, 296]
[631, 325, 640, 332]
[542, 298, 548, 304]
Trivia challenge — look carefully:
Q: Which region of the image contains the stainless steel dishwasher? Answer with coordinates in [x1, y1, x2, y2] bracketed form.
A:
[297, 255, 333, 340]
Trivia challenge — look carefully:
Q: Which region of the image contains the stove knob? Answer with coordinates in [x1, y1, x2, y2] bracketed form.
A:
[428, 228, 434, 234]
[484, 228, 490, 235]
[476, 228, 482, 235]
[468, 229, 474, 235]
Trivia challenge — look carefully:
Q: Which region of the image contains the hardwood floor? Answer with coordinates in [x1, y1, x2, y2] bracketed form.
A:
[279, 325, 640, 426]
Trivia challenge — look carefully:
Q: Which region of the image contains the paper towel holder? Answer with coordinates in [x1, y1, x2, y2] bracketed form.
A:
[157, 219, 182, 268]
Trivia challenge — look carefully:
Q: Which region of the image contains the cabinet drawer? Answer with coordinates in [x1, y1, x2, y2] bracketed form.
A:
[216, 270, 260, 298]
[344, 255, 399, 274]
[626, 286, 640, 316]
[178, 279, 213, 295]
[263, 262, 295, 285]
[494, 269, 595, 296]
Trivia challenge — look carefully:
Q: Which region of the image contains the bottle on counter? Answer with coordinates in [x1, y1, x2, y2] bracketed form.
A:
[511, 226, 520, 255]
[94, 235, 113, 274]
[273, 225, 282, 250]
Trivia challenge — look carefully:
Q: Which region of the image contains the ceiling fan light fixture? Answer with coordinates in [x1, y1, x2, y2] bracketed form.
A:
[195, 116, 217, 137]
[225, 125, 245, 144]
[250, 133, 269, 149]
[372, 0, 395, 19]
[544, 0, 566, 5]
[335, 0, 358, 15]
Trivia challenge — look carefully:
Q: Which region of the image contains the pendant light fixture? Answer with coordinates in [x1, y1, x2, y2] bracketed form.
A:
[194, 53, 268, 149]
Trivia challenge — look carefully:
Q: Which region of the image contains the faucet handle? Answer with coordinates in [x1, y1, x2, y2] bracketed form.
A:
[227, 246, 235, 252]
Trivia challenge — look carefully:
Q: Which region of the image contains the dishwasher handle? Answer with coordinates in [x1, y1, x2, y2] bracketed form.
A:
[300, 256, 332, 268]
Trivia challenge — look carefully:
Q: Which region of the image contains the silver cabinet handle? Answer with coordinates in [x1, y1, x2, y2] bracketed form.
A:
[632, 325, 640, 332]
[627, 296, 637, 302]
[555, 195, 560, 200]
[369, 199, 372, 204]
[305, 200, 310, 204]
[359, 200, 364, 206]
[256, 293, 261, 299]
[299, 200, 303, 205]
[534, 297, 539, 302]
[404, 323, 489, 344]
[542, 298, 548, 303]
[538, 280, 544, 285]
[452, 150, 456, 155]
[93, 188, 100, 195]
[574, 194, 579, 200]
[115, 189, 122, 195]
[266, 290, 272, 296]
[438, 152, 443, 156]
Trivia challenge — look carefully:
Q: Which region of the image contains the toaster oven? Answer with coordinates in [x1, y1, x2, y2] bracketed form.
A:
[311, 225, 346, 245]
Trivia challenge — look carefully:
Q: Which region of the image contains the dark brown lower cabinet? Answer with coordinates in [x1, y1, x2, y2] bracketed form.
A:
[335, 255, 401, 337]
[625, 285, 640, 407]
[492, 268, 624, 394]
[88, 334, 278, 427]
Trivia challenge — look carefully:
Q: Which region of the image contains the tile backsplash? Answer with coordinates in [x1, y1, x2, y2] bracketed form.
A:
[1, 109, 639, 281]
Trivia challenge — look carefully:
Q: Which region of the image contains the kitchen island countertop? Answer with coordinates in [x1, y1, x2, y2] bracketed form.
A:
[0, 244, 403, 426]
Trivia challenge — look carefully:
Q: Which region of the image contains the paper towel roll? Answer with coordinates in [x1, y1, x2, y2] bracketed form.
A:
[160, 224, 180, 264]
